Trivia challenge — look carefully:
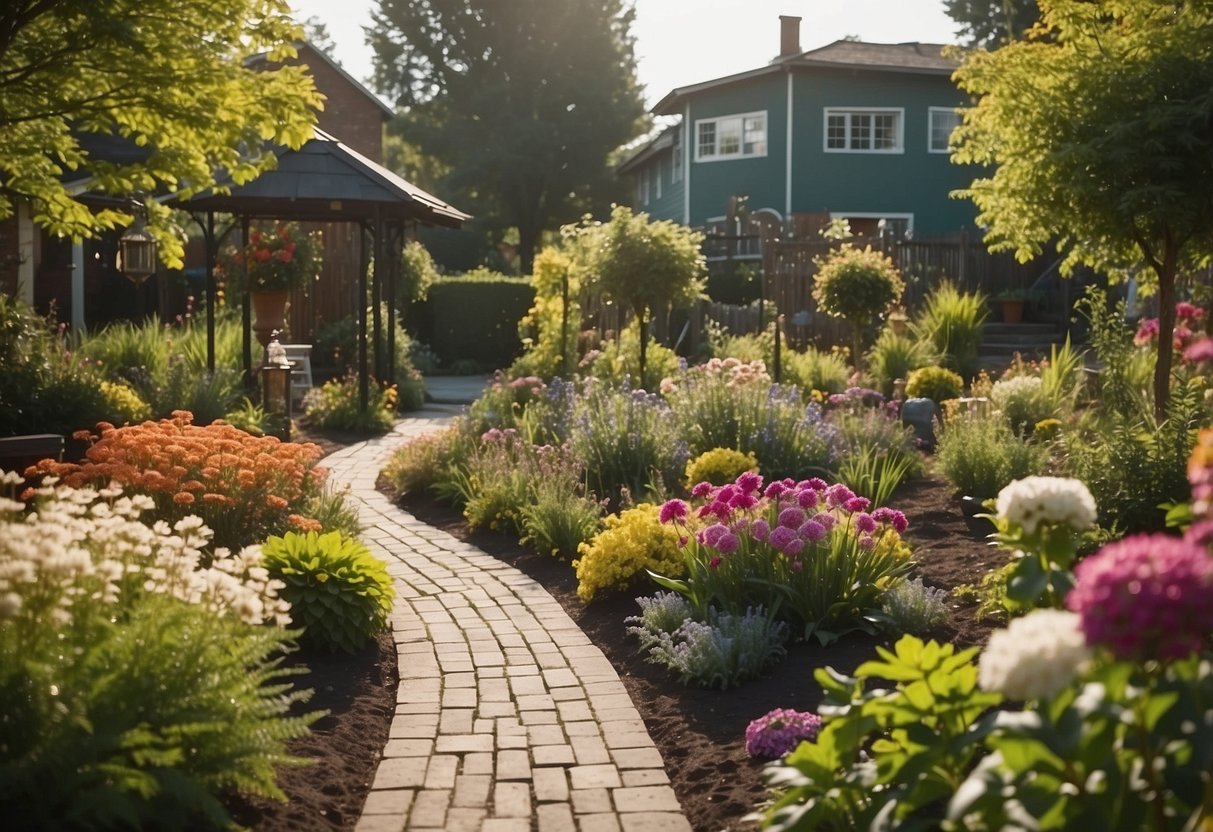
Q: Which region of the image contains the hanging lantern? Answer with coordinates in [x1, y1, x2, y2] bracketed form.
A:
[116, 216, 158, 285]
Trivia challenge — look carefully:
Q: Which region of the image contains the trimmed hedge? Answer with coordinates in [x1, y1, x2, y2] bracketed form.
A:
[411, 275, 535, 368]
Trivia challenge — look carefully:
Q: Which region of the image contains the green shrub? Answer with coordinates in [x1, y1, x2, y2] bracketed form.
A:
[934, 414, 1049, 499]
[812, 244, 905, 362]
[685, 447, 759, 487]
[100, 380, 153, 425]
[705, 319, 774, 364]
[627, 606, 788, 689]
[905, 365, 964, 402]
[518, 481, 602, 560]
[383, 427, 461, 496]
[781, 347, 852, 395]
[583, 330, 681, 390]
[418, 273, 535, 366]
[573, 504, 685, 602]
[261, 531, 395, 653]
[222, 397, 280, 438]
[510, 247, 580, 379]
[881, 577, 951, 634]
[303, 373, 397, 433]
[866, 328, 935, 397]
[989, 373, 1052, 435]
[911, 281, 987, 382]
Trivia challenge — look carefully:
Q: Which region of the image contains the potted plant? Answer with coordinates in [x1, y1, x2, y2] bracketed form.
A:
[995, 287, 1029, 323]
[226, 222, 322, 347]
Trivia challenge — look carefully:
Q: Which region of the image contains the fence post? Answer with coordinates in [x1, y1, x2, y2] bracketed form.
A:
[560, 268, 569, 373]
[773, 315, 783, 384]
[958, 228, 968, 290]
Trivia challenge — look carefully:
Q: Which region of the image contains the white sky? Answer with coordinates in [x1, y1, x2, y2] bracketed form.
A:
[288, 1, 960, 108]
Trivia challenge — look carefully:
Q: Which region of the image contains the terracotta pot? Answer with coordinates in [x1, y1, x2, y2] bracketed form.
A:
[251, 290, 290, 348]
[999, 298, 1025, 323]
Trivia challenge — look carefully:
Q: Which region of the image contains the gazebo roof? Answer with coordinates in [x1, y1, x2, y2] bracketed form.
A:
[167, 127, 469, 228]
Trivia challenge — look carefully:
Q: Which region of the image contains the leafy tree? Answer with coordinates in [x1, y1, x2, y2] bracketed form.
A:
[952, 0, 1213, 414]
[574, 205, 706, 387]
[812, 245, 905, 368]
[0, 0, 321, 265]
[368, 0, 646, 274]
[944, 0, 1041, 47]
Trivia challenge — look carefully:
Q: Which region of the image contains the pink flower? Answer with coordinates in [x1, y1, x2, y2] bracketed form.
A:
[1182, 336, 1213, 366]
[729, 493, 758, 510]
[872, 507, 909, 534]
[736, 472, 763, 495]
[854, 512, 877, 534]
[816, 513, 837, 532]
[778, 506, 806, 529]
[795, 488, 819, 509]
[699, 523, 729, 547]
[1176, 301, 1204, 322]
[1134, 318, 1159, 346]
[744, 708, 822, 759]
[751, 518, 770, 541]
[764, 480, 789, 500]
[708, 556, 723, 569]
[857, 534, 876, 551]
[824, 483, 856, 508]
[798, 519, 827, 541]
[715, 533, 739, 554]
[1067, 534, 1213, 661]
[768, 525, 799, 554]
[844, 496, 871, 513]
[691, 481, 713, 498]
[659, 499, 688, 524]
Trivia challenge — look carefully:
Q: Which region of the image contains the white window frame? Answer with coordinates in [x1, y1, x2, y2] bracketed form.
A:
[694, 110, 768, 162]
[656, 159, 663, 199]
[828, 211, 915, 238]
[928, 107, 962, 154]
[823, 107, 905, 154]
[637, 168, 649, 205]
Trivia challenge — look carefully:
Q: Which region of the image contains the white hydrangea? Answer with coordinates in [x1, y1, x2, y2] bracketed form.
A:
[978, 609, 1091, 700]
[995, 476, 1097, 534]
[989, 375, 1044, 409]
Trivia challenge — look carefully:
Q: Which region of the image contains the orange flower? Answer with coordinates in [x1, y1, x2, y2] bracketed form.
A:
[288, 514, 323, 532]
[266, 494, 289, 510]
[202, 493, 233, 505]
[173, 492, 196, 505]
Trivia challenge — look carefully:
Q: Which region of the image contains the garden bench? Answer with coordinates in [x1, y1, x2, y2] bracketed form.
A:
[280, 344, 314, 408]
[0, 433, 64, 477]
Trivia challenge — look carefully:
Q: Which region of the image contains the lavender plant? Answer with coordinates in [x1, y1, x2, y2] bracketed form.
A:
[880, 577, 951, 634]
[628, 605, 787, 689]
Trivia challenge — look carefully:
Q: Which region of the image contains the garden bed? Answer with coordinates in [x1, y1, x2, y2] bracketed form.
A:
[230, 459, 1008, 831]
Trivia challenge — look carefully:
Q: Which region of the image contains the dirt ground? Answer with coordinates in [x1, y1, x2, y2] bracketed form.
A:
[227, 456, 1011, 832]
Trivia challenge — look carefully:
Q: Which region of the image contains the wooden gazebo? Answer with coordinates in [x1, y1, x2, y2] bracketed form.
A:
[167, 127, 469, 411]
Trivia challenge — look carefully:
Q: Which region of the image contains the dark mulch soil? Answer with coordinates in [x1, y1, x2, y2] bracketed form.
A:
[239, 425, 1011, 831]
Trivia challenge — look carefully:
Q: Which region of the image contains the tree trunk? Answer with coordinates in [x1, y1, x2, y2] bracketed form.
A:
[1153, 243, 1179, 419]
[636, 305, 648, 390]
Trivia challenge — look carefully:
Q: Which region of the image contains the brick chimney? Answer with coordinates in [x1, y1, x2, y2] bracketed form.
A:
[779, 15, 802, 57]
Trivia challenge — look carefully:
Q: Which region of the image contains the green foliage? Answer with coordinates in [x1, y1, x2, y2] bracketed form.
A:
[945, 0, 1039, 47]
[881, 577, 952, 635]
[261, 531, 395, 653]
[705, 319, 774, 364]
[866, 327, 936, 397]
[583, 331, 682, 389]
[763, 636, 999, 830]
[685, 448, 759, 488]
[303, 485, 364, 540]
[0, 593, 318, 829]
[0, 1, 320, 266]
[837, 444, 916, 509]
[905, 365, 965, 402]
[369, 0, 645, 270]
[100, 380, 153, 425]
[812, 245, 905, 362]
[573, 205, 707, 385]
[781, 347, 852, 395]
[420, 275, 535, 367]
[989, 374, 1051, 436]
[511, 247, 581, 378]
[222, 397, 279, 438]
[935, 414, 1049, 499]
[303, 374, 397, 433]
[911, 282, 987, 382]
[1038, 336, 1088, 419]
[628, 606, 788, 690]
[518, 480, 602, 560]
[312, 305, 423, 390]
[1076, 287, 1152, 418]
[383, 426, 462, 497]
[398, 239, 440, 305]
[832, 406, 923, 507]
[953, 0, 1213, 413]
[573, 503, 685, 602]
[625, 591, 693, 637]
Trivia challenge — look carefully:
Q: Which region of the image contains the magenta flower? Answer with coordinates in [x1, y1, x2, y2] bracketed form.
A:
[1067, 534, 1213, 661]
[857, 534, 875, 551]
[729, 493, 758, 510]
[1177, 301, 1204, 321]
[778, 506, 807, 529]
[1183, 336, 1213, 366]
[736, 472, 763, 495]
[699, 523, 729, 547]
[1134, 318, 1159, 346]
[803, 477, 828, 492]
[816, 513, 837, 532]
[872, 507, 909, 534]
[768, 525, 799, 554]
[744, 708, 822, 759]
[824, 483, 856, 508]
[691, 481, 714, 498]
[843, 496, 871, 513]
[854, 512, 877, 534]
[795, 488, 819, 509]
[784, 537, 805, 556]
[764, 480, 791, 500]
[716, 484, 739, 504]
[708, 556, 723, 569]
[659, 499, 688, 524]
[798, 519, 827, 542]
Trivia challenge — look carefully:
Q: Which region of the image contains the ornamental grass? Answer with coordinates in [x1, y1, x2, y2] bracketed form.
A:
[26, 411, 327, 550]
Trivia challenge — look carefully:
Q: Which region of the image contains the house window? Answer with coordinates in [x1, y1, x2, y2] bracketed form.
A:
[929, 107, 962, 153]
[636, 168, 649, 205]
[656, 160, 663, 199]
[672, 132, 683, 183]
[823, 108, 904, 153]
[695, 111, 767, 161]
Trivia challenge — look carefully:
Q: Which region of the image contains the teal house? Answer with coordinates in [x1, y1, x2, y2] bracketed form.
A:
[619, 16, 977, 242]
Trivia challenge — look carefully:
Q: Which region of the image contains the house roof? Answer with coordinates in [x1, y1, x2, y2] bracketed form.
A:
[165, 127, 469, 228]
[616, 125, 678, 175]
[651, 40, 958, 115]
[247, 41, 395, 121]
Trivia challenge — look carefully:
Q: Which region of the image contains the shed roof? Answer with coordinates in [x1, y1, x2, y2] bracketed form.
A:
[652, 40, 958, 115]
[167, 127, 469, 228]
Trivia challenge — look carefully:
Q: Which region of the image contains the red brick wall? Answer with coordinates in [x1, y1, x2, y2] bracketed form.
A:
[293, 45, 386, 163]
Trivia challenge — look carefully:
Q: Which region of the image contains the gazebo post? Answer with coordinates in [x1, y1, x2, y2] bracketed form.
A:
[358, 220, 370, 414]
[386, 221, 398, 388]
[203, 210, 217, 373]
[372, 206, 384, 384]
[240, 215, 253, 390]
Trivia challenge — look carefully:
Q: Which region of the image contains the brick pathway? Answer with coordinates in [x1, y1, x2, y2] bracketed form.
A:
[319, 408, 692, 832]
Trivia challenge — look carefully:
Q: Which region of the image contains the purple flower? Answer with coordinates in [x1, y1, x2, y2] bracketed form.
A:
[854, 512, 877, 534]
[804, 478, 828, 492]
[729, 493, 758, 510]
[768, 525, 799, 554]
[716, 484, 739, 504]
[824, 483, 856, 508]
[872, 507, 909, 534]
[778, 506, 807, 529]
[843, 496, 871, 513]
[658, 499, 688, 524]
[764, 480, 790, 500]
[736, 471, 763, 495]
[816, 513, 837, 532]
[744, 708, 822, 759]
[715, 532, 740, 554]
[857, 534, 876, 551]
[798, 519, 827, 541]
[751, 519, 770, 541]
[795, 488, 819, 509]
[784, 537, 805, 556]
[1067, 534, 1213, 661]
[691, 481, 714, 498]
[699, 523, 729, 548]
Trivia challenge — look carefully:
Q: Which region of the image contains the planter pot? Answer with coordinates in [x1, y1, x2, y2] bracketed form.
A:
[999, 298, 1025, 323]
[251, 290, 290, 348]
[960, 495, 996, 535]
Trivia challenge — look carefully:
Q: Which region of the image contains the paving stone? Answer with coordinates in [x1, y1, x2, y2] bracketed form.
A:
[390, 714, 438, 739]
[532, 767, 569, 802]
[569, 764, 623, 790]
[605, 731, 656, 750]
[557, 700, 594, 722]
[612, 786, 682, 813]
[372, 757, 428, 790]
[406, 788, 451, 828]
[441, 688, 477, 708]
[439, 709, 473, 735]
[549, 686, 585, 702]
[519, 709, 559, 725]
[571, 735, 612, 765]
[564, 720, 602, 737]
[442, 808, 489, 832]
[578, 813, 623, 832]
[481, 819, 530, 832]
[492, 781, 532, 818]
[496, 749, 532, 781]
[462, 752, 494, 775]
[619, 813, 694, 832]
[527, 724, 566, 746]
[537, 801, 575, 831]
[435, 734, 494, 754]
[382, 738, 433, 758]
[354, 814, 406, 832]
[451, 773, 492, 807]
[621, 769, 670, 787]
[532, 744, 576, 766]
[424, 755, 458, 789]
[360, 788, 415, 816]
[571, 787, 614, 815]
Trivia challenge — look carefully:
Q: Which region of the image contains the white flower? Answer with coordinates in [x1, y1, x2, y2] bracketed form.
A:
[978, 609, 1091, 700]
[995, 476, 1097, 534]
